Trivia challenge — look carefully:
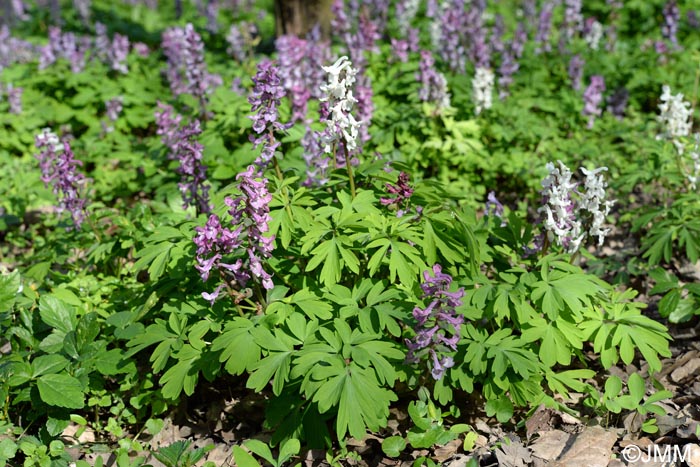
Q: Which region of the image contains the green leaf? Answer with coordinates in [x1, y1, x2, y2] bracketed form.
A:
[32, 354, 69, 378]
[212, 319, 261, 375]
[277, 438, 300, 465]
[232, 446, 261, 467]
[484, 397, 513, 423]
[39, 296, 76, 334]
[627, 373, 646, 402]
[0, 271, 20, 313]
[37, 374, 85, 409]
[244, 440, 275, 465]
[382, 436, 407, 458]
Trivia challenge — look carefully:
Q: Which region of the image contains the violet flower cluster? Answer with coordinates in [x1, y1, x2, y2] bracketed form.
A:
[301, 126, 331, 186]
[226, 21, 257, 62]
[485, 191, 505, 220]
[276, 33, 330, 122]
[535, 2, 555, 54]
[39, 27, 91, 72]
[35, 129, 88, 229]
[3, 83, 23, 114]
[568, 54, 585, 91]
[0, 25, 37, 73]
[406, 264, 465, 381]
[538, 160, 615, 254]
[162, 24, 221, 110]
[194, 165, 276, 304]
[582, 75, 605, 128]
[175, 121, 211, 214]
[248, 59, 291, 170]
[154, 104, 211, 214]
[436, 0, 467, 73]
[562, 0, 583, 44]
[417, 50, 451, 111]
[497, 23, 527, 99]
[94, 23, 130, 74]
[606, 88, 628, 120]
[101, 96, 123, 133]
[661, 1, 680, 48]
[380, 171, 413, 216]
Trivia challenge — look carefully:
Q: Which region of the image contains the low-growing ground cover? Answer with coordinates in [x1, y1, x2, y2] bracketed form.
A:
[1, 0, 700, 466]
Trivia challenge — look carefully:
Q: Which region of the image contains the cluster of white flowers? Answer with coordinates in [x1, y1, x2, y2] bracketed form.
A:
[539, 161, 584, 253]
[472, 67, 494, 115]
[688, 134, 700, 189]
[397, 0, 420, 35]
[657, 84, 693, 153]
[36, 128, 63, 152]
[319, 56, 362, 154]
[539, 161, 615, 254]
[580, 167, 615, 246]
[584, 20, 604, 50]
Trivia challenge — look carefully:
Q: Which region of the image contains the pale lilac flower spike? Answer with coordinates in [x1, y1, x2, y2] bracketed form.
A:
[35, 129, 89, 230]
[406, 264, 464, 380]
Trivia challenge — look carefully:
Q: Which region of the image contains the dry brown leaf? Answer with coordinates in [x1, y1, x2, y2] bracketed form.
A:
[494, 439, 532, 467]
[526, 405, 559, 439]
[530, 430, 570, 461]
[433, 439, 462, 463]
[670, 358, 700, 384]
[551, 426, 617, 467]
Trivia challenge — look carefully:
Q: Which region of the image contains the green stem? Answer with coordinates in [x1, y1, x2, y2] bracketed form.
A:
[273, 156, 294, 222]
[343, 143, 356, 199]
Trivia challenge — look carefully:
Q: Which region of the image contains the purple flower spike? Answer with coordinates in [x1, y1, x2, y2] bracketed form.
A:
[248, 59, 292, 170]
[568, 54, 585, 91]
[35, 129, 89, 230]
[406, 264, 465, 380]
[582, 75, 605, 128]
[380, 172, 414, 216]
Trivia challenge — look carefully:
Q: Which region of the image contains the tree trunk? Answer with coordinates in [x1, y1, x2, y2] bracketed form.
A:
[274, 0, 332, 39]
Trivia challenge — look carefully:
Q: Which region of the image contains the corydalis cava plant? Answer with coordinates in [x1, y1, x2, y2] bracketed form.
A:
[406, 265, 465, 380]
[319, 56, 362, 162]
[194, 165, 275, 305]
[657, 84, 692, 154]
[35, 129, 89, 230]
[538, 160, 615, 254]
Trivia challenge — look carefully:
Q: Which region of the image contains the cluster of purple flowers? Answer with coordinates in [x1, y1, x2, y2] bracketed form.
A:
[562, 0, 583, 45]
[194, 165, 275, 304]
[406, 264, 465, 380]
[380, 171, 413, 216]
[226, 21, 257, 62]
[162, 24, 222, 110]
[568, 54, 585, 91]
[276, 33, 329, 122]
[39, 27, 91, 72]
[301, 127, 330, 186]
[94, 23, 130, 74]
[661, 1, 680, 47]
[436, 0, 467, 73]
[37, 23, 133, 74]
[497, 23, 527, 99]
[582, 75, 606, 128]
[607, 87, 628, 119]
[249, 60, 291, 170]
[485, 191, 505, 220]
[0, 26, 37, 73]
[101, 96, 123, 133]
[154, 103, 211, 214]
[417, 50, 450, 111]
[535, 2, 555, 54]
[2, 83, 23, 114]
[35, 129, 88, 229]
